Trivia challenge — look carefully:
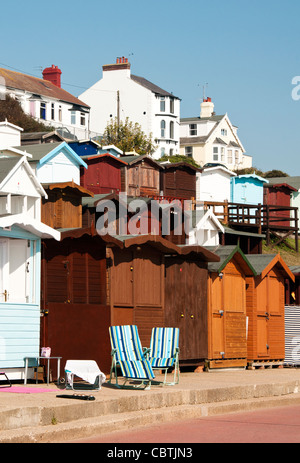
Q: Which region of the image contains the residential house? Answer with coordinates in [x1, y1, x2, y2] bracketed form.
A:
[78, 57, 181, 159]
[0, 155, 59, 380]
[180, 98, 252, 169]
[0, 65, 91, 140]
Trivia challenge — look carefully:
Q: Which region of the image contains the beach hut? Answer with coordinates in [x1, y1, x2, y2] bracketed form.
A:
[0, 156, 59, 381]
[80, 154, 127, 195]
[231, 174, 268, 205]
[205, 245, 256, 370]
[160, 162, 199, 200]
[245, 254, 295, 367]
[120, 155, 163, 197]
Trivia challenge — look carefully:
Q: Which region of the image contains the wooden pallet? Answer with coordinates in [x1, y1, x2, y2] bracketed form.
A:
[247, 360, 284, 370]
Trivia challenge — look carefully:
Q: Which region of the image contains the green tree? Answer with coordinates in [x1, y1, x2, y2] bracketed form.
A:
[0, 95, 54, 132]
[101, 117, 157, 155]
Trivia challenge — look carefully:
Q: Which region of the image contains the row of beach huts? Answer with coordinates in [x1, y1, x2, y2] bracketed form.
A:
[0, 121, 299, 381]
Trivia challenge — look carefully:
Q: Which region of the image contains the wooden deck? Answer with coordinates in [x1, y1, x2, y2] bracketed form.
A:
[203, 201, 299, 252]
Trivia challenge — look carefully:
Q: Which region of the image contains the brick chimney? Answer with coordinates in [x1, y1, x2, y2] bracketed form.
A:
[102, 57, 131, 73]
[200, 97, 214, 118]
[42, 65, 62, 88]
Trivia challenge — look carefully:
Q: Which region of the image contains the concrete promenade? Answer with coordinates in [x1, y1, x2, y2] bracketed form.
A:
[1, 368, 300, 443]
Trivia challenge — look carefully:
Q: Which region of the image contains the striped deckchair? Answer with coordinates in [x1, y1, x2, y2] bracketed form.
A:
[108, 325, 155, 390]
[149, 327, 180, 385]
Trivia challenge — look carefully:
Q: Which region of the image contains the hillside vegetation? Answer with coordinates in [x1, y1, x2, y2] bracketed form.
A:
[262, 238, 300, 266]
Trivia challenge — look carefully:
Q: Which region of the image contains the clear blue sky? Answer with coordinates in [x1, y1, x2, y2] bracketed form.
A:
[1, 0, 300, 174]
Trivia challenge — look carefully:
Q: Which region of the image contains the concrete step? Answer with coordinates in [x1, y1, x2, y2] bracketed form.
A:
[2, 391, 300, 443]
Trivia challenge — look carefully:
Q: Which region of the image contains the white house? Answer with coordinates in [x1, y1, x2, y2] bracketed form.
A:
[180, 98, 252, 169]
[78, 57, 181, 159]
[187, 208, 224, 247]
[0, 65, 92, 140]
[197, 165, 237, 203]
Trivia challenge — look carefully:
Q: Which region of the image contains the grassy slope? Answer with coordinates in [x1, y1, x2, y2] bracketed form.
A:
[262, 238, 300, 267]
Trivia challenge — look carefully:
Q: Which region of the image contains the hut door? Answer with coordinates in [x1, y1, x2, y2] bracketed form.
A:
[128, 167, 140, 196]
[223, 263, 247, 359]
[256, 278, 270, 357]
[111, 249, 134, 326]
[165, 258, 207, 362]
[210, 275, 225, 358]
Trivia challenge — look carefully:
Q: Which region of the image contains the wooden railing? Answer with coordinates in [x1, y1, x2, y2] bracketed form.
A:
[203, 201, 299, 252]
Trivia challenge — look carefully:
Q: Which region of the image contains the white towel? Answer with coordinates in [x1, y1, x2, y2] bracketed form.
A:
[65, 360, 106, 387]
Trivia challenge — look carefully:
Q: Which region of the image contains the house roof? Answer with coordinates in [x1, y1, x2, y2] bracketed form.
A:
[131, 74, 180, 99]
[0, 67, 89, 108]
[21, 131, 65, 142]
[181, 115, 225, 123]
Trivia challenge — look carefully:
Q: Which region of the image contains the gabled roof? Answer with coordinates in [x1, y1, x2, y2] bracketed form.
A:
[246, 254, 295, 281]
[206, 245, 257, 276]
[191, 208, 225, 232]
[14, 142, 88, 169]
[266, 176, 300, 191]
[0, 67, 89, 108]
[131, 74, 180, 99]
[0, 156, 47, 197]
[80, 153, 128, 165]
[119, 154, 164, 169]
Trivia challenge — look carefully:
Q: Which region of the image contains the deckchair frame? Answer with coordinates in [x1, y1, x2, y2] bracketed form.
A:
[148, 327, 180, 386]
[108, 325, 155, 390]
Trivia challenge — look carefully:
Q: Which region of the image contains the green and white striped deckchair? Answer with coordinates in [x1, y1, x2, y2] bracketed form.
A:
[108, 325, 155, 390]
[149, 327, 180, 385]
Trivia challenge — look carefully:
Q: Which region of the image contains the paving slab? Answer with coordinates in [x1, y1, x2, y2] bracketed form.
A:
[1, 368, 300, 443]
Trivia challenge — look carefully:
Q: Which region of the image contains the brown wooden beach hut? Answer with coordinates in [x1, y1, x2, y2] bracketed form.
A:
[205, 245, 256, 370]
[120, 155, 163, 197]
[160, 162, 199, 200]
[107, 235, 219, 357]
[245, 254, 295, 367]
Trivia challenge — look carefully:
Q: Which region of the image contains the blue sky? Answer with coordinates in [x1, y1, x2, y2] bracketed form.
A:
[1, 0, 300, 174]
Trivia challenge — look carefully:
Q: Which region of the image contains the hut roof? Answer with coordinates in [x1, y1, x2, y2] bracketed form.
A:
[206, 245, 257, 276]
[246, 254, 295, 281]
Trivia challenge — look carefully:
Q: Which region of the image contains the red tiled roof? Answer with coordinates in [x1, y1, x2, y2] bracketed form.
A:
[0, 67, 89, 108]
